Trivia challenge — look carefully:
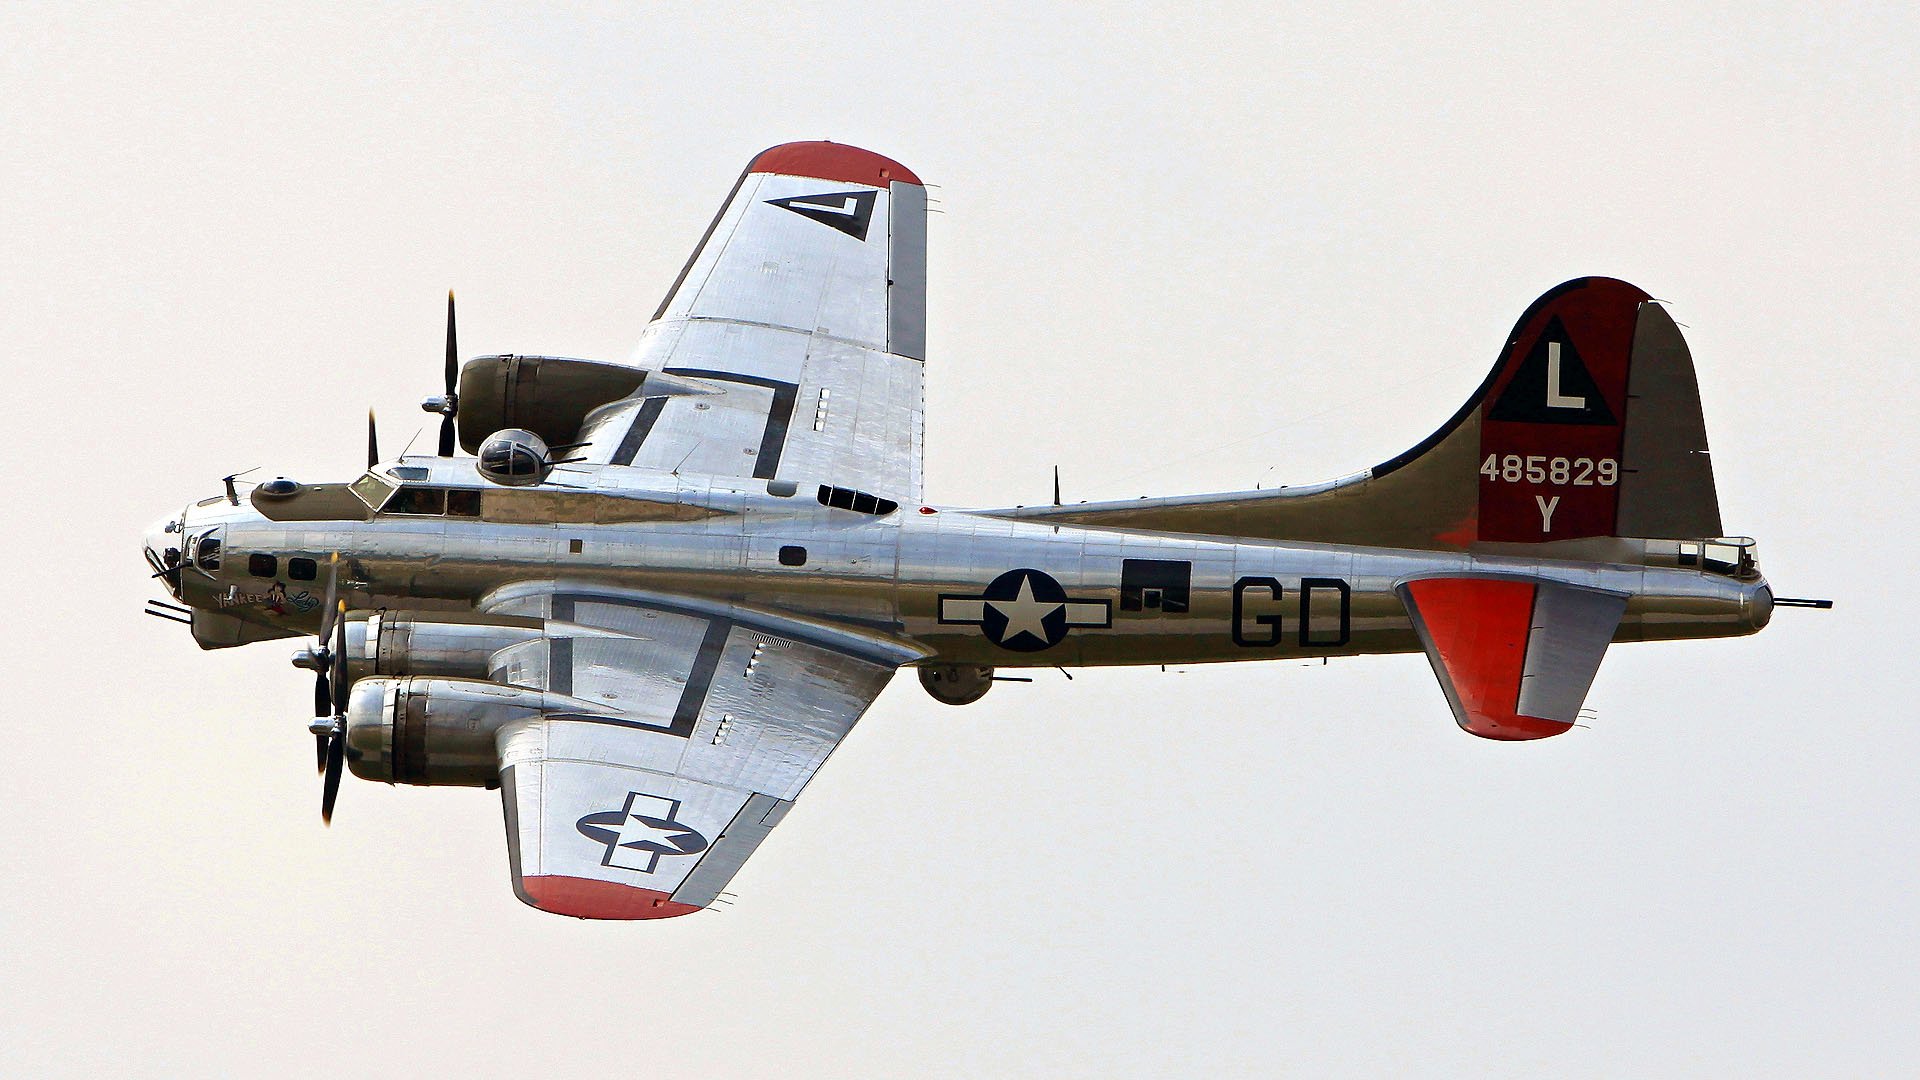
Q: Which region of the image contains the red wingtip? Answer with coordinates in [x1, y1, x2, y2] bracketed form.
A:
[518, 876, 702, 920]
[1462, 715, 1574, 741]
[749, 141, 922, 187]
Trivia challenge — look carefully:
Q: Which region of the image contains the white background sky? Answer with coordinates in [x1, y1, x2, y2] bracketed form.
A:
[4, 5, 1915, 1077]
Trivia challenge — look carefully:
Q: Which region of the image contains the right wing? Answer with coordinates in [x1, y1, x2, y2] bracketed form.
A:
[483, 583, 918, 918]
[574, 141, 928, 501]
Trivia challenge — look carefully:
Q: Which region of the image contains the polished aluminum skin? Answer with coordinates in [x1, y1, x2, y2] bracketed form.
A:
[140, 141, 1777, 920]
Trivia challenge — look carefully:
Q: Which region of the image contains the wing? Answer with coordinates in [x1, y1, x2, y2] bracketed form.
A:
[576, 142, 927, 501]
[482, 583, 916, 919]
[1399, 576, 1628, 741]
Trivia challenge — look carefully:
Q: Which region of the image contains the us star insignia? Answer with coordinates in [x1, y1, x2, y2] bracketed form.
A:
[577, 792, 709, 875]
[938, 568, 1111, 652]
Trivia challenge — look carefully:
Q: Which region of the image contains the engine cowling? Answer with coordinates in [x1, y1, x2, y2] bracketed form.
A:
[344, 677, 569, 787]
[918, 664, 995, 705]
[455, 354, 646, 454]
[345, 612, 544, 682]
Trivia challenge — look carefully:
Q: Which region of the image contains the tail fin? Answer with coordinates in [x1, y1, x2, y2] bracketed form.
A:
[998, 277, 1723, 550]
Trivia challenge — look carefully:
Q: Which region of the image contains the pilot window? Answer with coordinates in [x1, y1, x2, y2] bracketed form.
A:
[445, 489, 481, 517]
[249, 553, 277, 577]
[288, 557, 317, 581]
[385, 486, 447, 515]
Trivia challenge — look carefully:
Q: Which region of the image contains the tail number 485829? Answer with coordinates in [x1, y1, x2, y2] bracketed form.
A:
[1480, 454, 1618, 487]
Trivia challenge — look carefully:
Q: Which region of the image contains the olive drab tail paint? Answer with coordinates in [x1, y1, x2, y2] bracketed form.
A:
[1000, 277, 1724, 552]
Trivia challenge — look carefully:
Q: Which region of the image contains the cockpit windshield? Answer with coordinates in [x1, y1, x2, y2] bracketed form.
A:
[349, 472, 397, 510]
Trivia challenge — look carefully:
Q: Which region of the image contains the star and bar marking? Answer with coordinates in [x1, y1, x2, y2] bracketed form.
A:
[577, 792, 710, 875]
[939, 568, 1111, 653]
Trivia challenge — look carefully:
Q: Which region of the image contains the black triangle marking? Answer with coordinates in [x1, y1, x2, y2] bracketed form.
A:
[1487, 316, 1618, 425]
[765, 189, 877, 241]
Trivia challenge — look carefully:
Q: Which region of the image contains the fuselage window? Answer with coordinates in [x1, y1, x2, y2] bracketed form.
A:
[249, 553, 278, 578]
[195, 535, 222, 570]
[386, 487, 447, 516]
[445, 489, 482, 517]
[288, 557, 318, 581]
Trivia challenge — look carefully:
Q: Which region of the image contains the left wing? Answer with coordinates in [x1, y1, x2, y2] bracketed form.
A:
[483, 583, 915, 918]
[576, 141, 927, 501]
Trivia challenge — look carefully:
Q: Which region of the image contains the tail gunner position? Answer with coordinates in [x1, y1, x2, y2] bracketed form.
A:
[143, 143, 1818, 920]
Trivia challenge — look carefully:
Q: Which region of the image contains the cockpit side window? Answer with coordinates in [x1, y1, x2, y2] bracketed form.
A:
[374, 485, 481, 517]
[386, 487, 447, 516]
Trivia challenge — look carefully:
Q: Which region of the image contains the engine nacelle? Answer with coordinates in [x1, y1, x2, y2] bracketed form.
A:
[476, 428, 554, 486]
[456, 354, 646, 454]
[345, 612, 544, 682]
[919, 664, 995, 706]
[345, 677, 573, 787]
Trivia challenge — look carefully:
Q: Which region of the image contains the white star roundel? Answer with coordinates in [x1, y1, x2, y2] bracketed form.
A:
[577, 792, 709, 875]
[938, 569, 1112, 652]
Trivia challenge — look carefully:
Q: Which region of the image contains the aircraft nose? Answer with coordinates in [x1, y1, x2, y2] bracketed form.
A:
[143, 513, 182, 574]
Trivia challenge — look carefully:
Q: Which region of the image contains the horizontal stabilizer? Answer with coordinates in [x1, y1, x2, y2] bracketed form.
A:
[1399, 576, 1627, 740]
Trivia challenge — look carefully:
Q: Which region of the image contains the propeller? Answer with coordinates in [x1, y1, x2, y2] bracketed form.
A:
[294, 554, 342, 774]
[320, 603, 348, 824]
[367, 410, 380, 470]
[421, 290, 460, 456]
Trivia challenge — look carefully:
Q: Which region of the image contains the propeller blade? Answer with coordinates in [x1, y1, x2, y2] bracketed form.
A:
[445, 291, 458, 396]
[313, 670, 331, 718]
[314, 731, 328, 774]
[321, 728, 344, 824]
[367, 409, 380, 469]
[331, 606, 349, 718]
[316, 553, 340, 644]
[440, 291, 459, 456]
[320, 609, 348, 820]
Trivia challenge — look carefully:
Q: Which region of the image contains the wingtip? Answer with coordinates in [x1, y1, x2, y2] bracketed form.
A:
[516, 875, 703, 920]
[1459, 714, 1575, 741]
[749, 141, 922, 187]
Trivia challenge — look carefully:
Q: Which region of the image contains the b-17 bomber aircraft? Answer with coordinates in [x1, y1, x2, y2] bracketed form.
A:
[143, 142, 1818, 920]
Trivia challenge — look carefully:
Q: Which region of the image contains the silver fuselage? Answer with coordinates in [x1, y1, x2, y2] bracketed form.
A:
[149, 462, 1770, 668]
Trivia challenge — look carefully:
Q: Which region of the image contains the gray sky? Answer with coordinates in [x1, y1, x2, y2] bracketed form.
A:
[5, 5, 1915, 1077]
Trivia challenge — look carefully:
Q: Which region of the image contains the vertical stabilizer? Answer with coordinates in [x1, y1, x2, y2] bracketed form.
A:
[994, 277, 1726, 550]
